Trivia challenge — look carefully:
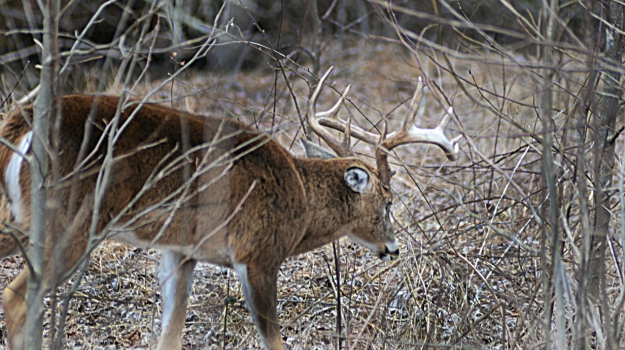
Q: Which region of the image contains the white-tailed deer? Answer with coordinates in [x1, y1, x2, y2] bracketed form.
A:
[0, 67, 459, 350]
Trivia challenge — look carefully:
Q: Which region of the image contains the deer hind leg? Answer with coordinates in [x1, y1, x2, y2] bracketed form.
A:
[3, 238, 89, 349]
[2, 268, 28, 350]
[2, 194, 93, 350]
[0, 203, 30, 349]
[156, 251, 197, 350]
[234, 263, 282, 350]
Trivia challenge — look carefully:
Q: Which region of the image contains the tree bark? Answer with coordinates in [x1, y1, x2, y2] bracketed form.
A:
[23, 0, 59, 349]
[587, 2, 623, 349]
[539, 0, 559, 348]
[588, 0, 623, 301]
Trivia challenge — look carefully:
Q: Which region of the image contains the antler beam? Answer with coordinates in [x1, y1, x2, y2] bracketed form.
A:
[381, 107, 461, 161]
[307, 67, 354, 157]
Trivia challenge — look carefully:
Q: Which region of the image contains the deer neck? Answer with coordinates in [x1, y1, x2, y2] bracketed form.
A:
[290, 158, 359, 256]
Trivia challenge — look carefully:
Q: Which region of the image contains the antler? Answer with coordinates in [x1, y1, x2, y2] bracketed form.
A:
[316, 78, 460, 161]
[379, 78, 461, 161]
[308, 69, 460, 184]
[307, 67, 353, 157]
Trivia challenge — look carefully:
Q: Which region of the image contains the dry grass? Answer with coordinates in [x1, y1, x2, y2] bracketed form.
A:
[0, 39, 622, 349]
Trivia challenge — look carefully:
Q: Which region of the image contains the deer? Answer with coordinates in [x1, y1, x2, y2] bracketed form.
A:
[0, 67, 460, 350]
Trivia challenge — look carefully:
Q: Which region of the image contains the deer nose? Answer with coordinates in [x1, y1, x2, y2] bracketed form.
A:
[379, 240, 400, 261]
[387, 246, 399, 257]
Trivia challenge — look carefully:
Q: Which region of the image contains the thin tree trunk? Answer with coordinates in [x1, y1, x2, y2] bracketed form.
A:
[308, 0, 322, 79]
[587, 2, 623, 348]
[588, 0, 623, 300]
[539, 0, 559, 348]
[573, 8, 596, 347]
[24, 0, 60, 349]
[305, 0, 323, 140]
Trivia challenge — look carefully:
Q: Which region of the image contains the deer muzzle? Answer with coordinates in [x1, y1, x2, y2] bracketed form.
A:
[379, 239, 400, 261]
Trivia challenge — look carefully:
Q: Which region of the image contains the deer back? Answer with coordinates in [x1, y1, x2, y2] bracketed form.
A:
[0, 96, 314, 266]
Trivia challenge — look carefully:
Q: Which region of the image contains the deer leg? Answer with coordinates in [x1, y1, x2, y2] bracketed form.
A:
[234, 262, 282, 350]
[0, 228, 29, 349]
[156, 251, 196, 350]
[2, 268, 28, 350]
[3, 244, 89, 349]
[3, 195, 94, 350]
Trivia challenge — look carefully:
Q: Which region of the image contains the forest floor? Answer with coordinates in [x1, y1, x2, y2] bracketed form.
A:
[0, 39, 621, 349]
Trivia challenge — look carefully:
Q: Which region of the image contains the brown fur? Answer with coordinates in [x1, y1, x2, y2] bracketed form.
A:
[0, 95, 397, 350]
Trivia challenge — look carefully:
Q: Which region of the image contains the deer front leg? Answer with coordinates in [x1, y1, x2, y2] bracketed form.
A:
[234, 263, 282, 350]
[3, 269, 28, 350]
[156, 251, 197, 350]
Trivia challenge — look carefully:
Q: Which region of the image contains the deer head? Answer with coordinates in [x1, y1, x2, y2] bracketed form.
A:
[304, 67, 460, 260]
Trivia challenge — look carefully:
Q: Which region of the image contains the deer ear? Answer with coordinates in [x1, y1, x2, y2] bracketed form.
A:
[301, 139, 336, 159]
[344, 167, 370, 193]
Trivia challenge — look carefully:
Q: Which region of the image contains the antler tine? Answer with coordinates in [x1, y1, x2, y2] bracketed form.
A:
[379, 116, 389, 144]
[382, 105, 460, 161]
[375, 117, 393, 186]
[315, 93, 380, 145]
[308, 67, 335, 117]
[316, 84, 352, 119]
[308, 67, 354, 157]
[315, 77, 428, 148]
[343, 112, 353, 152]
[404, 77, 425, 130]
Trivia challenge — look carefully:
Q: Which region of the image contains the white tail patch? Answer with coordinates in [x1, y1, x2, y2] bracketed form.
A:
[5, 131, 33, 223]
